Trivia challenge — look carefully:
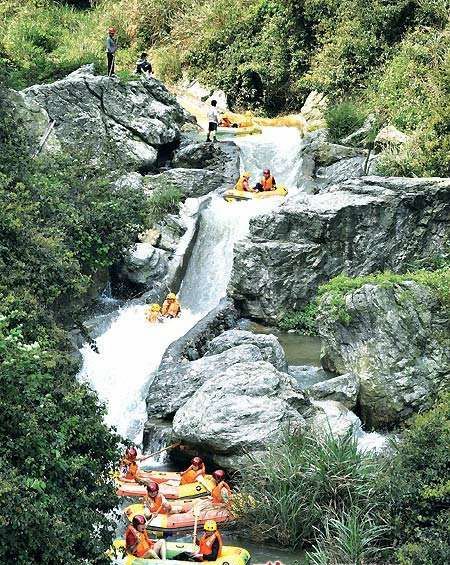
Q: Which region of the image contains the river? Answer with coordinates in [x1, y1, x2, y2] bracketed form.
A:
[79, 126, 307, 563]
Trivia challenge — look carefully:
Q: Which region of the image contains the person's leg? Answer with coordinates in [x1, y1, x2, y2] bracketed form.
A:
[211, 123, 217, 142]
[107, 52, 113, 76]
[206, 123, 213, 142]
[154, 539, 167, 560]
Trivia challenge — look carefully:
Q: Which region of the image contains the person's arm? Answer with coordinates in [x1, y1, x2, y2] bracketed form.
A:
[125, 528, 139, 555]
[272, 176, 276, 188]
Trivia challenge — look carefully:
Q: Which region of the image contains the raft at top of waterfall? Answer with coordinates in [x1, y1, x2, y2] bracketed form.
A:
[224, 168, 289, 203]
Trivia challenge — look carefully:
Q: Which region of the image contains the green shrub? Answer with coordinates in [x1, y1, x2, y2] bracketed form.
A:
[278, 302, 318, 334]
[324, 101, 366, 143]
[148, 183, 183, 225]
[234, 431, 384, 549]
[380, 393, 450, 564]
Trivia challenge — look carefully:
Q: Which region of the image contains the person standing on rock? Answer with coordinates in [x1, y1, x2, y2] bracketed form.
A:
[206, 100, 219, 142]
[106, 27, 118, 77]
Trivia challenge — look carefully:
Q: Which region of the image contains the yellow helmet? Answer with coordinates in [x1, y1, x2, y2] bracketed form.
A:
[166, 292, 176, 300]
[204, 520, 217, 532]
[242, 171, 251, 179]
[150, 303, 161, 312]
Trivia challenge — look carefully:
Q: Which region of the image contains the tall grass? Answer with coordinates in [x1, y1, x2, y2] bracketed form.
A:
[148, 183, 183, 225]
[233, 431, 384, 549]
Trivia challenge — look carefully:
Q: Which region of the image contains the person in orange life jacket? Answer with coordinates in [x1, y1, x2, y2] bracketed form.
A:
[193, 520, 223, 561]
[210, 470, 231, 504]
[125, 514, 167, 559]
[120, 446, 150, 480]
[143, 481, 189, 518]
[180, 456, 206, 485]
[254, 168, 276, 192]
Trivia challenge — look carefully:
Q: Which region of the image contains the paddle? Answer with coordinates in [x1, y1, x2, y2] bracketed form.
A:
[139, 442, 181, 463]
[192, 502, 201, 549]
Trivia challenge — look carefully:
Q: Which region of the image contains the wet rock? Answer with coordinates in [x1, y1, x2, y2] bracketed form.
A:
[305, 373, 360, 410]
[229, 176, 450, 323]
[147, 344, 264, 419]
[318, 281, 450, 427]
[289, 366, 332, 389]
[144, 168, 225, 198]
[172, 361, 311, 463]
[20, 65, 186, 171]
[120, 243, 169, 288]
[172, 141, 240, 186]
[205, 329, 288, 372]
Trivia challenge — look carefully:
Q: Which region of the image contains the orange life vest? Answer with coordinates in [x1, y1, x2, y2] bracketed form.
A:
[124, 461, 138, 480]
[145, 493, 169, 515]
[198, 531, 223, 557]
[211, 480, 232, 504]
[161, 299, 180, 317]
[180, 463, 205, 485]
[126, 526, 154, 557]
[260, 175, 275, 191]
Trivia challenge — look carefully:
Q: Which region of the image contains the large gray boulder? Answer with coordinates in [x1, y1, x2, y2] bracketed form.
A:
[305, 373, 360, 410]
[229, 176, 450, 322]
[318, 281, 450, 427]
[204, 329, 288, 372]
[20, 65, 186, 171]
[172, 361, 312, 465]
[147, 343, 263, 419]
[172, 141, 240, 186]
[120, 243, 169, 288]
[144, 168, 225, 198]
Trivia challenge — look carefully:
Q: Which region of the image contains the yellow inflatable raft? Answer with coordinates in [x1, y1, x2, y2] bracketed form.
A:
[111, 540, 251, 565]
[224, 185, 288, 202]
[116, 475, 216, 499]
[217, 124, 262, 137]
[124, 502, 234, 533]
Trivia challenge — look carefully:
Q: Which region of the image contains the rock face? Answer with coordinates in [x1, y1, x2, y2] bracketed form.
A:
[172, 361, 311, 461]
[374, 125, 409, 149]
[204, 329, 288, 372]
[229, 176, 450, 322]
[120, 243, 169, 288]
[144, 168, 226, 199]
[173, 141, 240, 186]
[20, 65, 186, 170]
[318, 281, 450, 427]
[305, 373, 360, 410]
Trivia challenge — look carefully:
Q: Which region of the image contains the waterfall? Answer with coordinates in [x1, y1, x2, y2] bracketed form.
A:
[79, 127, 303, 446]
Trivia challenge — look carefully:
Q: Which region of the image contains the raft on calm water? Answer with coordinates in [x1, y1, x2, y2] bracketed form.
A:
[116, 475, 216, 499]
[124, 502, 234, 533]
[223, 185, 288, 202]
[111, 540, 251, 565]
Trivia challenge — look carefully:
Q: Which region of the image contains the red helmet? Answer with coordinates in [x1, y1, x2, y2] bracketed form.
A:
[191, 457, 203, 467]
[146, 481, 159, 495]
[126, 446, 137, 460]
[212, 470, 225, 482]
[132, 514, 146, 528]
[108, 27, 116, 34]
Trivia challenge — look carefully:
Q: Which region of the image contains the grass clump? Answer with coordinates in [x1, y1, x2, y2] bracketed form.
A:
[148, 183, 183, 225]
[278, 302, 319, 335]
[324, 101, 366, 143]
[234, 431, 384, 549]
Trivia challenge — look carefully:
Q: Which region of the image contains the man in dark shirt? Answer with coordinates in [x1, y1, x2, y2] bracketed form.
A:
[106, 27, 118, 76]
[135, 52, 153, 77]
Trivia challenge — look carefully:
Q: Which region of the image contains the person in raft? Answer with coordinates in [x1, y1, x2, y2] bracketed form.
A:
[161, 292, 181, 318]
[180, 456, 206, 485]
[191, 520, 223, 561]
[143, 481, 189, 519]
[125, 514, 167, 559]
[106, 27, 118, 76]
[234, 172, 255, 193]
[135, 52, 153, 77]
[206, 100, 219, 142]
[254, 168, 276, 192]
[120, 446, 151, 480]
[210, 470, 232, 505]
[145, 303, 163, 324]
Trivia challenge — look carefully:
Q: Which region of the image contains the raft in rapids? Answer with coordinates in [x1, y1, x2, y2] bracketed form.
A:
[216, 124, 262, 137]
[223, 185, 288, 202]
[111, 540, 251, 565]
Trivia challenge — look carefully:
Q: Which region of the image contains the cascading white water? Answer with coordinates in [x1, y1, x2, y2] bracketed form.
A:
[232, 126, 303, 190]
[79, 126, 303, 447]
